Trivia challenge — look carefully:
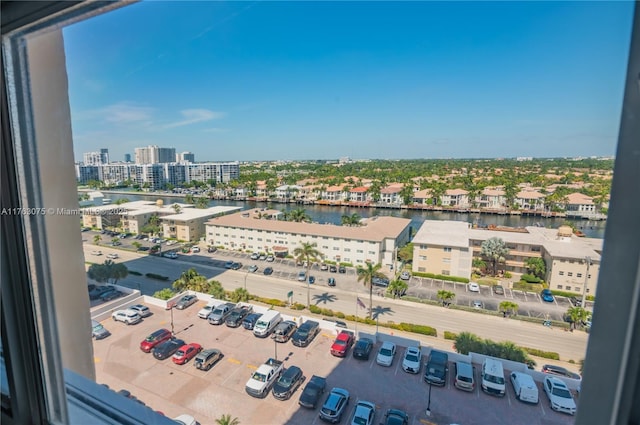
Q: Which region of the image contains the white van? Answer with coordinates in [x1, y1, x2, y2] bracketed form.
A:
[510, 371, 539, 404]
[454, 361, 475, 391]
[481, 358, 506, 396]
[253, 310, 282, 338]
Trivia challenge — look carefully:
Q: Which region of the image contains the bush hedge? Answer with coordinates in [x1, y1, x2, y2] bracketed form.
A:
[145, 272, 169, 281]
[411, 272, 469, 283]
[291, 303, 306, 310]
[444, 331, 458, 340]
[388, 322, 437, 337]
[521, 347, 560, 360]
[521, 274, 542, 283]
[129, 270, 142, 276]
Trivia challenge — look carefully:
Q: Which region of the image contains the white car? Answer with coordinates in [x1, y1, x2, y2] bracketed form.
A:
[106, 253, 119, 259]
[350, 400, 376, 425]
[400, 271, 411, 280]
[266, 255, 274, 262]
[197, 303, 216, 319]
[91, 250, 102, 256]
[401, 346, 421, 374]
[173, 414, 197, 425]
[163, 252, 178, 259]
[248, 265, 259, 273]
[376, 341, 396, 367]
[468, 282, 480, 292]
[191, 246, 200, 253]
[111, 309, 142, 325]
[128, 304, 151, 318]
[543, 376, 576, 415]
[166, 240, 176, 246]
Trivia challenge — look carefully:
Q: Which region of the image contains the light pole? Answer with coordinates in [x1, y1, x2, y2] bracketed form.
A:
[244, 269, 250, 291]
[170, 305, 175, 336]
[581, 256, 591, 308]
[274, 338, 278, 361]
[425, 381, 432, 416]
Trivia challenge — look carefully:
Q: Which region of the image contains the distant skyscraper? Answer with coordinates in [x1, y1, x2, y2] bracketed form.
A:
[124, 153, 131, 162]
[176, 151, 195, 163]
[83, 148, 109, 165]
[134, 145, 176, 164]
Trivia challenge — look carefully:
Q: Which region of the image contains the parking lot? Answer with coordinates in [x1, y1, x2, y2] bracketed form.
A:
[93, 300, 577, 425]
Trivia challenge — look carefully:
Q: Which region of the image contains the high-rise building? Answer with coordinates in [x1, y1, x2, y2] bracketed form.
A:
[134, 145, 176, 164]
[124, 153, 131, 162]
[176, 151, 195, 163]
[82, 148, 109, 165]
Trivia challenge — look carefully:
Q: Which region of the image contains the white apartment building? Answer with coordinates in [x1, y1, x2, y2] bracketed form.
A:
[176, 151, 195, 163]
[206, 210, 412, 268]
[134, 145, 176, 164]
[411, 220, 602, 296]
[82, 148, 109, 165]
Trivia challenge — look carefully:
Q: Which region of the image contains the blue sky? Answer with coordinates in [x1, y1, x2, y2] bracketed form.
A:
[63, 1, 635, 162]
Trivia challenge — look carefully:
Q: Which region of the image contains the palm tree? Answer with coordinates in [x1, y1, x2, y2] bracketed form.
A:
[480, 237, 509, 276]
[499, 301, 519, 317]
[341, 213, 361, 226]
[293, 242, 322, 308]
[566, 306, 590, 330]
[387, 279, 408, 299]
[93, 234, 102, 245]
[172, 268, 207, 292]
[216, 414, 240, 425]
[436, 290, 456, 307]
[288, 208, 311, 223]
[195, 197, 210, 209]
[453, 331, 482, 354]
[356, 262, 385, 319]
[208, 280, 227, 300]
[172, 203, 182, 214]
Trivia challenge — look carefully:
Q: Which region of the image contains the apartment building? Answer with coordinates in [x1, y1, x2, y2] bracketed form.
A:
[206, 210, 412, 267]
[412, 220, 602, 295]
[134, 145, 176, 164]
[82, 148, 109, 165]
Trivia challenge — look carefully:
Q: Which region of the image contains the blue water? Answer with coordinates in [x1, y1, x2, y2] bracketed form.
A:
[103, 192, 607, 239]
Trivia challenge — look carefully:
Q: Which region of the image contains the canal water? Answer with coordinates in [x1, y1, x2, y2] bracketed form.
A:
[101, 191, 607, 239]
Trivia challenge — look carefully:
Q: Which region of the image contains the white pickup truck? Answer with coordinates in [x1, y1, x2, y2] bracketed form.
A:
[245, 358, 284, 398]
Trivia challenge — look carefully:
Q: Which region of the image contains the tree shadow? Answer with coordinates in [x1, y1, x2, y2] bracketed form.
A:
[312, 292, 337, 305]
[370, 306, 394, 320]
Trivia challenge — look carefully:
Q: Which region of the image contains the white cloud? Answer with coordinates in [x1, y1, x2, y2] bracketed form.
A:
[163, 109, 225, 129]
[202, 127, 229, 133]
[76, 102, 154, 124]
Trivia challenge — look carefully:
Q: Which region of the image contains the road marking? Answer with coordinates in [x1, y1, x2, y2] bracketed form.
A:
[419, 419, 437, 425]
[227, 357, 241, 364]
[246, 364, 258, 370]
[322, 333, 333, 339]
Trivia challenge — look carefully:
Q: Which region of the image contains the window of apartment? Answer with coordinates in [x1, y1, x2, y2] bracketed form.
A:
[266, 239, 271, 242]
[333, 247, 339, 250]
[575, 287, 581, 292]
[568, 272, 573, 277]
[559, 271, 565, 275]
[577, 273, 583, 278]
[215, 233, 220, 236]
[557, 285, 563, 289]
[223, 234, 228, 237]
[322, 246, 328, 249]
[441, 270, 450, 275]
[443, 258, 450, 263]
[443, 247, 452, 252]
[257, 238, 262, 241]
[368, 251, 376, 255]
[418, 267, 426, 272]
[344, 248, 350, 252]
[419, 255, 427, 261]
[248, 237, 253, 240]
[420, 245, 428, 249]
[357, 249, 363, 253]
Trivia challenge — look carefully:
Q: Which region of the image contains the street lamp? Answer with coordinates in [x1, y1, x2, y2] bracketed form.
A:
[274, 338, 278, 361]
[244, 269, 250, 291]
[581, 256, 592, 307]
[425, 381, 432, 416]
[170, 305, 175, 336]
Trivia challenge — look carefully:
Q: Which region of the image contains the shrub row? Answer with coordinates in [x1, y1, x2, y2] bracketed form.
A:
[389, 323, 437, 337]
[520, 347, 560, 360]
[129, 270, 142, 276]
[444, 331, 458, 340]
[521, 273, 542, 283]
[145, 272, 169, 281]
[291, 303, 306, 310]
[411, 272, 469, 283]
[250, 296, 287, 308]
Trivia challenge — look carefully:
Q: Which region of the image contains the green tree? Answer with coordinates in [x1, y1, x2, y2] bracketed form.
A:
[195, 197, 210, 209]
[153, 288, 176, 300]
[356, 262, 386, 319]
[93, 234, 102, 245]
[524, 257, 546, 279]
[387, 279, 408, 299]
[229, 288, 251, 303]
[499, 301, 519, 317]
[400, 183, 414, 205]
[208, 280, 227, 300]
[172, 204, 182, 214]
[368, 181, 382, 202]
[480, 237, 509, 276]
[216, 414, 240, 425]
[437, 290, 456, 307]
[566, 306, 590, 330]
[293, 242, 322, 308]
[454, 331, 482, 355]
[341, 213, 361, 226]
[472, 258, 487, 274]
[114, 198, 130, 205]
[172, 268, 208, 292]
[397, 243, 414, 263]
[288, 208, 311, 223]
[141, 213, 161, 236]
[87, 260, 128, 285]
[132, 241, 142, 251]
[185, 194, 195, 204]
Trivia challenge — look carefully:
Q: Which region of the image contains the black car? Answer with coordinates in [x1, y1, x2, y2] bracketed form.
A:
[152, 338, 185, 360]
[352, 338, 374, 360]
[327, 277, 336, 287]
[263, 267, 274, 275]
[291, 320, 320, 347]
[225, 307, 252, 328]
[329, 265, 337, 273]
[100, 289, 124, 302]
[338, 265, 346, 273]
[207, 246, 217, 253]
[298, 375, 326, 409]
[382, 408, 409, 425]
[88, 285, 112, 300]
[372, 276, 390, 287]
[242, 313, 262, 330]
[569, 296, 582, 307]
[542, 364, 581, 380]
[272, 366, 305, 400]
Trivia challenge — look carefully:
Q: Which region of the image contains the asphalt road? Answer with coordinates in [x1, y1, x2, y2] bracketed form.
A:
[84, 243, 589, 362]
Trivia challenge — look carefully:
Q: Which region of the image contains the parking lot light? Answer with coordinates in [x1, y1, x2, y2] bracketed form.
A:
[170, 305, 175, 336]
[426, 381, 432, 416]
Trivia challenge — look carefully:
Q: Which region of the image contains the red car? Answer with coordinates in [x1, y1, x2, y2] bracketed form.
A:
[172, 343, 203, 365]
[140, 329, 172, 353]
[330, 330, 355, 357]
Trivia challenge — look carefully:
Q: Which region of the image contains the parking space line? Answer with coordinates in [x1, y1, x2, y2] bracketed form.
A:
[227, 357, 241, 364]
[94, 357, 101, 363]
[394, 358, 402, 376]
[419, 419, 437, 425]
[246, 363, 258, 370]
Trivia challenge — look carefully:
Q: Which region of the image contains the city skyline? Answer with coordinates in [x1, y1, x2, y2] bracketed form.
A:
[63, 2, 634, 162]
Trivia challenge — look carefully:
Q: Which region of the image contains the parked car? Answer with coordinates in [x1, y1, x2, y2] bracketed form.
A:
[111, 309, 141, 325]
[242, 313, 262, 330]
[152, 338, 185, 360]
[468, 282, 480, 292]
[89, 284, 114, 300]
[330, 330, 355, 357]
[473, 300, 484, 309]
[569, 296, 582, 307]
[175, 294, 198, 310]
[297, 271, 307, 281]
[400, 271, 411, 280]
[263, 267, 274, 275]
[543, 376, 576, 415]
[128, 304, 151, 318]
[194, 348, 223, 371]
[173, 414, 196, 425]
[260, 254, 268, 261]
[338, 265, 346, 273]
[319, 388, 350, 423]
[230, 262, 242, 270]
[224, 261, 234, 269]
[493, 285, 505, 295]
[207, 302, 236, 325]
[272, 320, 297, 343]
[541, 364, 581, 380]
[207, 246, 217, 253]
[266, 255, 274, 262]
[91, 250, 102, 256]
[248, 265, 259, 273]
[401, 346, 421, 374]
[298, 375, 326, 409]
[350, 400, 376, 425]
[320, 263, 329, 271]
[163, 251, 178, 259]
[172, 343, 203, 365]
[100, 289, 124, 302]
[291, 320, 320, 347]
[329, 265, 337, 273]
[372, 276, 390, 287]
[191, 246, 200, 253]
[272, 365, 305, 400]
[106, 253, 119, 259]
[197, 302, 216, 319]
[140, 328, 172, 353]
[225, 305, 253, 328]
[308, 276, 315, 284]
[382, 409, 409, 425]
[250, 252, 260, 260]
[327, 277, 336, 287]
[352, 338, 374, 360]
[541, 289, 555, 302]
[91, 320, 110, 340]
[376, 341, 397, 367]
